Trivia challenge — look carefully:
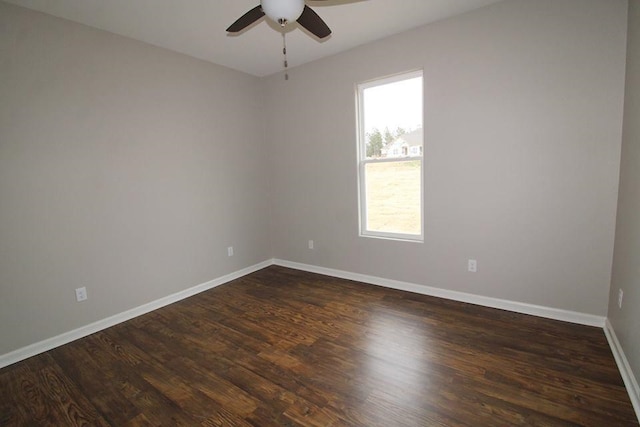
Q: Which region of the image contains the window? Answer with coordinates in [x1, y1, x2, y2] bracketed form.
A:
[357, 71, 423, 241]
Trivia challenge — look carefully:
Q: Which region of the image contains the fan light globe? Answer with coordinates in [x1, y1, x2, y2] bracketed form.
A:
[261, 0, 305, 24]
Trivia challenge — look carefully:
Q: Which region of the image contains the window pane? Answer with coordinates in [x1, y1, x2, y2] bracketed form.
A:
[363, 76, 422, 160]
[358, 71, 423, 240]
[365, 160, 422, 235]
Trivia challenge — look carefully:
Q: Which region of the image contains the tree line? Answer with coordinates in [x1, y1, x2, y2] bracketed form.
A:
[366, 126, 407, 158]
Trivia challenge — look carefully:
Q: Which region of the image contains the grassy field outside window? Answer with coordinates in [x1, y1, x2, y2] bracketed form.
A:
[365, 161, 421, 235]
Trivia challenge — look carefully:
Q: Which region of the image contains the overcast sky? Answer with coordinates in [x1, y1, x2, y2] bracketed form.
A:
[363, 76, 423, 134]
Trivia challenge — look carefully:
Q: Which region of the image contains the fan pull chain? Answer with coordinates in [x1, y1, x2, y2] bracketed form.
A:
[282, 32, 289, 81]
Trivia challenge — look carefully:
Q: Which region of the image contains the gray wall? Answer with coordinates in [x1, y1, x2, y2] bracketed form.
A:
[610, 0, 640, 392]
[0, 0, 632, 358]
[0, 2, 271, 355]
[265, 0, 628, 316]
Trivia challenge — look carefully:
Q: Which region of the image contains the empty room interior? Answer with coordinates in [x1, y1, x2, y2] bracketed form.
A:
[1, 0, 639, 425]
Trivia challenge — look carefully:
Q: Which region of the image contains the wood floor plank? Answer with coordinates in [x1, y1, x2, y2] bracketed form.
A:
[1, 265, 638, 426]
[0, 362, 50, 424]
[49, 344, 140, 425]
[21, 354, 110, 426]
[78, 332, 203, 425]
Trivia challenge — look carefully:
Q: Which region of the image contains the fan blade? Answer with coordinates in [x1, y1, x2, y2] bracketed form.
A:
[226, 5, 265, 33]
[297, 5, 331, 39]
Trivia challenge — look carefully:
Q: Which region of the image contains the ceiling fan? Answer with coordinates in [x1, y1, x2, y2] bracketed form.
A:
[227, 0, 333, 39]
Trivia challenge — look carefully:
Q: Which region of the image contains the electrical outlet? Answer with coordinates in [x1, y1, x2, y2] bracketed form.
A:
[618, 289, 624, 309]
[308, 240, 314, 250]
[75, 287, 88, 302]
[227, 246, 234, 257]
[468, 259, 477, 273]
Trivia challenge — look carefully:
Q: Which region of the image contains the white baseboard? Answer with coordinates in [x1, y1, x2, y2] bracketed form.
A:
[276, 260, 640, 420]
[0, 258, 609, 370]
[604, 319, 640, 421]
[273, 260, 640, 421]
[273, 259, 606, 327]
[3, 257, 635, 421]
[0, 260, 272, 369]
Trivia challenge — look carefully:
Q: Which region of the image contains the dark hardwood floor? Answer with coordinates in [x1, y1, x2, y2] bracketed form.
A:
[0, 266, 637, 426]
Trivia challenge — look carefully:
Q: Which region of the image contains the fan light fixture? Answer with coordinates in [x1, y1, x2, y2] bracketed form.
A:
[261, 0, 305, 26]
[227, 0, 334, 80]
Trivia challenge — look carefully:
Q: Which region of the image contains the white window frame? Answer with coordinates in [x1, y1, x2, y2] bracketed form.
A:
[356, 70, 424, 242]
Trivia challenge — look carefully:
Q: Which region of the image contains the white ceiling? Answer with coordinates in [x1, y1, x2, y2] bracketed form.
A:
[5, 0, 504, 77]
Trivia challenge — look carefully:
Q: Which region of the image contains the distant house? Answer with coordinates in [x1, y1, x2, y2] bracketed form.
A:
[382, 128, 423, 158]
